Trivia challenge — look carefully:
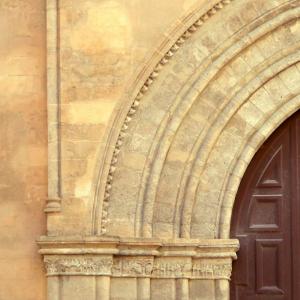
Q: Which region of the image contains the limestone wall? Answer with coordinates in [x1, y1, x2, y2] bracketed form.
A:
[46, 0, 207, 235]
[46, 0, 300, 241]
[0, 1, 47, 299]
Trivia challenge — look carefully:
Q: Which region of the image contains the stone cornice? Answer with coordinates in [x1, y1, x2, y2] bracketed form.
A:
[38, 236, 238, 257]
[38, 237, 239, 279]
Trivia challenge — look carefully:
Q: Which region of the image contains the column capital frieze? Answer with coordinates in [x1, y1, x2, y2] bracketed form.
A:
[38, 237, 239, 279]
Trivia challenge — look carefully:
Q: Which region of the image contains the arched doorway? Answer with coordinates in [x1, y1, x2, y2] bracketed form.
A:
[38, 0, 300, 298]
[231, 110, 300, 299]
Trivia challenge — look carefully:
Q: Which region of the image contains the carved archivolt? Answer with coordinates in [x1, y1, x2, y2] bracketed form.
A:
[95, 0, 235, 235]
[95, 0, 300, 239]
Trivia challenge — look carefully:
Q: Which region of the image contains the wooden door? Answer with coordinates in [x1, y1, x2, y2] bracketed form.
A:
[231, 111, 300, 299]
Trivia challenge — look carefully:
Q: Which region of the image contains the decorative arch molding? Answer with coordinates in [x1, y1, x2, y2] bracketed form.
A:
[92, 0, 237, 235]
[93, 0, 300, 240]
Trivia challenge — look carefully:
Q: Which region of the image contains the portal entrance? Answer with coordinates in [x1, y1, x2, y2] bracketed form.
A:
[231, 110, 300, 299]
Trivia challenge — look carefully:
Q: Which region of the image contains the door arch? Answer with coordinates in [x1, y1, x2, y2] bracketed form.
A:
[231, 110, 300, 299]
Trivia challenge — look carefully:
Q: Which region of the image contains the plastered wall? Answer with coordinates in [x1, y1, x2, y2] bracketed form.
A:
[0, 1, 47, 299]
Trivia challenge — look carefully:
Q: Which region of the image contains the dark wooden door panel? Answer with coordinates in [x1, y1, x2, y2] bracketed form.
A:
[230, 112, 300, 299]
[248, 195, 282, 231]
[255, 239, 284, 295]
[257, 147, 283, 188]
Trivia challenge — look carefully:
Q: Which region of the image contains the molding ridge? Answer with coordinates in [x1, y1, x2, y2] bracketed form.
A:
[101, 0, 235, 234]
[46, 0, 62, 213]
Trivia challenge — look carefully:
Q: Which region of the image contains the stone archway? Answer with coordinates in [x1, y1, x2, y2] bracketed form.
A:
[95, 0, 300, 241]
[40, 0, 300, 299]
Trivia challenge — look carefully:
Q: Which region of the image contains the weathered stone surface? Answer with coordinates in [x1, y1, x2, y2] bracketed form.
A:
[0, 1, 47, 299]
[4, 0, 300, 299]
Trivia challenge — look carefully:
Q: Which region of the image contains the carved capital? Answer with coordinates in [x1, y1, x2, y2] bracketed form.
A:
[38, 237, 239, 279]
[112, 256, 154, 277]
[44, 255, 113, 276]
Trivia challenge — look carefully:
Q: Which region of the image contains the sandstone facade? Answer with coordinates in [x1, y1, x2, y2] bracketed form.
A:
[0, 1, 46, 299]
[2, 0, 300, 299]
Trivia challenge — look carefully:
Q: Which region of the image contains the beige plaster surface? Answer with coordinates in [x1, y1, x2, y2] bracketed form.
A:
[0, 1, 47, 299]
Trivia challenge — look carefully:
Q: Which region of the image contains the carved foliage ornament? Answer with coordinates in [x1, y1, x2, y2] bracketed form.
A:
[44, 256, 113, 276]
[44, 255, 232, 279]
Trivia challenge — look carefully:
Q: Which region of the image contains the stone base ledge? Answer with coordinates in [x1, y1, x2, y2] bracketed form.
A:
[38, 236, 239, 280]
